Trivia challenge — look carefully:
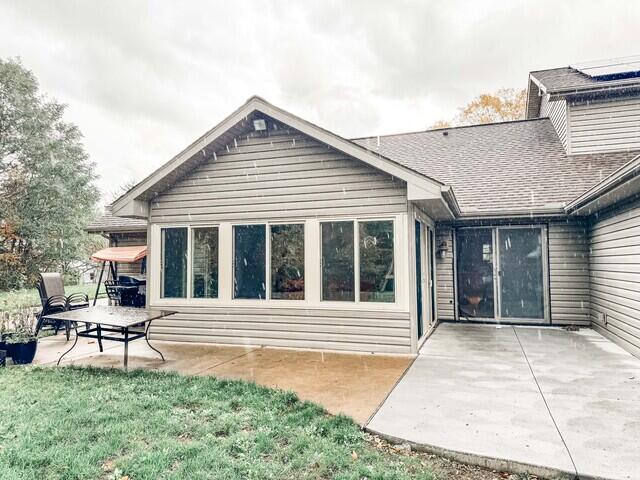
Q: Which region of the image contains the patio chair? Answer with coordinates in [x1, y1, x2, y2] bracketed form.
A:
[36, 273, 90, 339]
[104, 280, 122, 306]
[34, 295, 69, 339]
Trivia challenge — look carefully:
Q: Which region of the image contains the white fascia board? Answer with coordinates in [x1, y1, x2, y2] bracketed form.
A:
[254, 100, 444, 196]
[111, 198, 149, 219]
[111, 98, 261, 216]
[112, 96, 444, 218]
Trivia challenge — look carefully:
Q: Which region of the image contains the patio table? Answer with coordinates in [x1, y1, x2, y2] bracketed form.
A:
[43, 306, 176, 371]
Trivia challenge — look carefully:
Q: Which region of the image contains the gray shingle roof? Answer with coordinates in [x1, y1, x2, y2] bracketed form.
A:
[352, 119, 640, 214]
[530, 67, 640, 94]
[86, 207, 147, 233]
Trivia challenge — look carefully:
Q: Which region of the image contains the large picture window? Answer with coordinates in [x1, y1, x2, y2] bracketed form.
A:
[233, 224, 266, 299]
[359, 220, 395, 303]
[161, 227, 188, 298]
[271, 224, 305, 300]
[321, 219, 394, 303]
[192, 227, 219, 298]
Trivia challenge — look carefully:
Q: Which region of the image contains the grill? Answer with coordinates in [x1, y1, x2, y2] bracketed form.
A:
[117, 275, 146, 308]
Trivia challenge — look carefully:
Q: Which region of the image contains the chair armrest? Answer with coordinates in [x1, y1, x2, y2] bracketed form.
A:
[66, 293, 89, 309]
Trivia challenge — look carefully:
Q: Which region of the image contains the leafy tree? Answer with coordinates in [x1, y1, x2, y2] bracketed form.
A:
[0, 58, 99, 289]
[431, 88, 526, 128]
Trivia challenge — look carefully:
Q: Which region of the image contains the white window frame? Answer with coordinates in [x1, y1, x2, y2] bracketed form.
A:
[159, 224, 220, 300]
[231, 221, 306, 302]
[319, 217, 397, 306]
[150, 214, 405, 312]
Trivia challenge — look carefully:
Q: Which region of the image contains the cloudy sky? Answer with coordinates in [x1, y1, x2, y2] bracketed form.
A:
[1, 0, 639, 203]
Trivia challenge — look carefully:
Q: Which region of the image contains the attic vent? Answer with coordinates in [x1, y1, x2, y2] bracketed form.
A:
[253, 119, 267, 131]
[442, 131, 449, 136]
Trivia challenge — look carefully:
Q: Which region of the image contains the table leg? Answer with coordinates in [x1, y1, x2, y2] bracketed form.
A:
[124, 327, 129, 372]
[97, 324, 103, 352]
[57, 324, 79, 366]
[144, 320, 165, 362]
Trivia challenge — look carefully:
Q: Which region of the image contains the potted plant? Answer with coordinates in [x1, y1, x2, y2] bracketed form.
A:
[6, 309, 38, 365]
[0, 311, 12, 364]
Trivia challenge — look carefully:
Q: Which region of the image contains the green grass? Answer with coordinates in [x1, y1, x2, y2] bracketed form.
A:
[0, 367, 437, 480]
[0, 284, 105, 312]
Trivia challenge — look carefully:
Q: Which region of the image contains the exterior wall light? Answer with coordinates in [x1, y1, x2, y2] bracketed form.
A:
[437, 241, 448, 259]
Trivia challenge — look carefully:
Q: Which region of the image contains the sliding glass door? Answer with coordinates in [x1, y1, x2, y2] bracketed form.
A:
[497, 228, 545, 319]
[456, 226, 547, 322]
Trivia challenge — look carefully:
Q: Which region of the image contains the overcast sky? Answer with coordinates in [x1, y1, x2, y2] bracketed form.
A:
[1, 0, 639, 203]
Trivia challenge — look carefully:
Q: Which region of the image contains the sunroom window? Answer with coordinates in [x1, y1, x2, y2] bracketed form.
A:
[321, 219, 395, 303]
[270, 224, 305, 300]
[161, 227, 188, 298]
[233, 224, 266, 299]
[359, 220, 395, 303]
[192, 227, 219, 298]
[321, 221, 355, 301]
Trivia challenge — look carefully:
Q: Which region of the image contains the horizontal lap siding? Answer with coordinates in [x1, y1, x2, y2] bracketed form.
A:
[150, 307, 411, 354]
[569, 98, 640, 154]
[589, 201, 640, 357]
[110, 232, 147, 276]
[435, 227, 455, 320]
[150, 130, 407, 223]
[540, 95, 567, 149]
[149, 127, 410, 353]
[548, 221, 590, 325]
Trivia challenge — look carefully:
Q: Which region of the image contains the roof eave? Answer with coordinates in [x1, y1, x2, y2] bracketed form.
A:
[112, 96, 445, 219]
[565, 154, 640, 215]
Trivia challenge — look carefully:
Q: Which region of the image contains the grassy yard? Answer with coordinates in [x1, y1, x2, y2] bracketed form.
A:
[0, 284, 105, 312]
[0, 367, 445, 480]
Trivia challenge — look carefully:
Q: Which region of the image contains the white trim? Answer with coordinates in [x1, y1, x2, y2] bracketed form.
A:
[112, 96, 444, 218]
[150, 214, 408, 313]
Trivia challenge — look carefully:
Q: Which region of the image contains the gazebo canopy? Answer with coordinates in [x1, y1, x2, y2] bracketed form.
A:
[91, 245, 147, 263]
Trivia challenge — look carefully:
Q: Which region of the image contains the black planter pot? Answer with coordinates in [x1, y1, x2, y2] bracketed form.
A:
[8, 340, 38, 365]
[0, 333, 12, 358]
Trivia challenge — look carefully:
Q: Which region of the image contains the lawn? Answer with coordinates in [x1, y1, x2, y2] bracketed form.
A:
[0, 367, 441, 480]
[0, 284, 105, 312]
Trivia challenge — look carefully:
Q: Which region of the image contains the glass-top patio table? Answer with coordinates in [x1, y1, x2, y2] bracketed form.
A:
[43, 306, 176, 371]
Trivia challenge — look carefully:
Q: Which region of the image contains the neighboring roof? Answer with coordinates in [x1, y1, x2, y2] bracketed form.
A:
[111, 95, 450, 219]
[86, 207, 147, 233]
[529, 66, 640, 96]
[566, 154, 640, 215]
[91, 245, 147, 263]
[352, 119, 640, 216]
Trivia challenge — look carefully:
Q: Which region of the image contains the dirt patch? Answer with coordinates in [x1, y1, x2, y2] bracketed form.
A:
[365, 433, 542, 480]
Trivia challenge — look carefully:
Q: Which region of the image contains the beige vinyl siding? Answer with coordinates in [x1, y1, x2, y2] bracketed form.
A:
[149, 126, 411, 353]
[435, 226, 455, 320]
[433, 222, 589, 324]
[110, 232, 147, 277]
[569, 97, 640, 155]
[589, 200, 640, 357]
[547, 221, 590, 325]
[150, 307, 411, 354]
[150, 129, 407, 223]
[540, 95, 568, 149]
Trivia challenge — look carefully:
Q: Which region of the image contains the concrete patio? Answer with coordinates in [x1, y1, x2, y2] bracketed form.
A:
[33, 334, 412, 425]
[366, 323, 640, 480]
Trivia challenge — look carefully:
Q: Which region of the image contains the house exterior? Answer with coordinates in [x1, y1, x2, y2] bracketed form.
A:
[90, 58, 640, 358]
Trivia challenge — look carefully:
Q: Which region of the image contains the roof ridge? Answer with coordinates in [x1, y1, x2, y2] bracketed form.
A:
[350, 117, 549, 141]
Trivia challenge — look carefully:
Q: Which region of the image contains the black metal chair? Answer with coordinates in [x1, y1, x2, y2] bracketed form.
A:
[35, 294, 69, 338]
[104, 280, 122, 306]
[36, 273, 90, 340]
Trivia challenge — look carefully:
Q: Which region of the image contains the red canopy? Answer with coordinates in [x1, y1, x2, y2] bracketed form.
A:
[91, 245, 147, 263]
